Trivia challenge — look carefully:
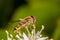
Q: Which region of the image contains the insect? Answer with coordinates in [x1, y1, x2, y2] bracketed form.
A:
[14, 16, 36, 33]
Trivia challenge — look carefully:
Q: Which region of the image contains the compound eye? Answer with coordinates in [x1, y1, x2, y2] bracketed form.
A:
[31, 16, 34, 18]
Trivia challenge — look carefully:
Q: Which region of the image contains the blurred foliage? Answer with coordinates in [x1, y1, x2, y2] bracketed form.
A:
[0, 0, 60, 40]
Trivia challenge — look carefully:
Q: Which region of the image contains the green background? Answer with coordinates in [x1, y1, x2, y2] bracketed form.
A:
[0, 0, 60, 40]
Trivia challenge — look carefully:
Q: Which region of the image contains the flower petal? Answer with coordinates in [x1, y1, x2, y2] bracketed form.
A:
[37, 37, 48, 40]
[23, 33, 29, 40]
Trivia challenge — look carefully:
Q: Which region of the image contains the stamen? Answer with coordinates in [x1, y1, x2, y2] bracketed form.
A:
[36, 25, 44, 36]
[16, 34, 22, 40]
[10, 34, 13, 38]
[25, 26, 30, 38]
[23, 33, 29, 40]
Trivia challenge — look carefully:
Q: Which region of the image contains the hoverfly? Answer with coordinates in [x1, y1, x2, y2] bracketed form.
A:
[14, 16, 36, 33]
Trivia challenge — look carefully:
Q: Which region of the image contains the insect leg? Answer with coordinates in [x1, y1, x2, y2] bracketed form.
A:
[32, 24, 36, 40]
[32, 23, 36, 28]
[16, 30, 22, 37]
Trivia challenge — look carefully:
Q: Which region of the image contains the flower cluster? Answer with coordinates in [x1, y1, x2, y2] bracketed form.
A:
[3, 25, 53, 40]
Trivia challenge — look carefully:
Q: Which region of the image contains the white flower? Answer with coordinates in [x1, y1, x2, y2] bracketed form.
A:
[16, 34, 23, 40]
[5, 30, 13, 40]
[4, 25, 53, 40]
[23, 33, 29, 40]
[22, 25, 48, 40]
[37, 37, 48, 40]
